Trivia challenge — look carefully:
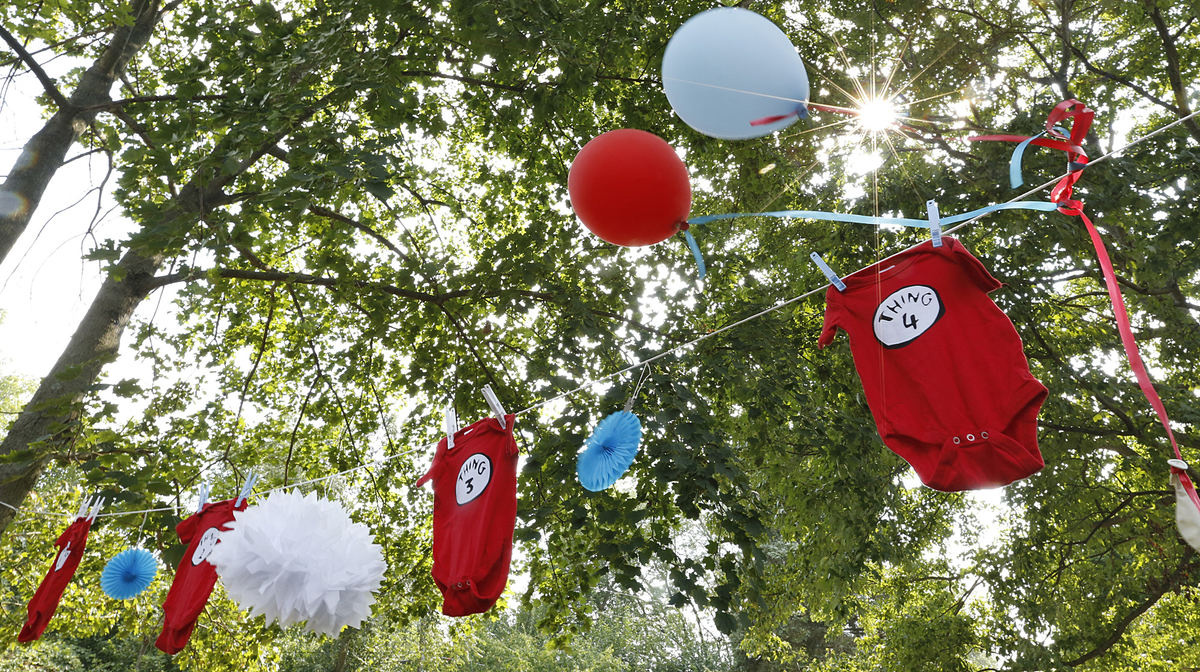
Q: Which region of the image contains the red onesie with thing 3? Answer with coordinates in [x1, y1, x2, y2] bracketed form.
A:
[818, 237, 1047, 491]
[18, 515, 93, 642]
[156, 498, 246, 654]
[417, 414, 518, 616]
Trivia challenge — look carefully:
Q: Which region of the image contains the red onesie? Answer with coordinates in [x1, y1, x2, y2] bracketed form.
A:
[818, 237, 1047, 491]
[155, 498, 246, 654]
[416, 414, 518, 616]
[18, 516, 93, 642]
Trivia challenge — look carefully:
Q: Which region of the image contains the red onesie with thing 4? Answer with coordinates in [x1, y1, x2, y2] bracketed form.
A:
[19, 516, 93, 642]
[155, 498, 247, 654]
[417, 414, 518, 616]
[818, 237, 1048, 491]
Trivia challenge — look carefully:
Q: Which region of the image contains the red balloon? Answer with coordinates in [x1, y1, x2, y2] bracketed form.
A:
[568, 129, 692, 247]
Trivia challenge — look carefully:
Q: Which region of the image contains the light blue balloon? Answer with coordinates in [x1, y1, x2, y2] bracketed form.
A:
[662, 7, 809, 140]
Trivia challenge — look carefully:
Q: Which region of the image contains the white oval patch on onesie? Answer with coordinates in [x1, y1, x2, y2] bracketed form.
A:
[191, 527, 221, 566]
[456, 453, 493, 505]
[873, 284, 944, 348]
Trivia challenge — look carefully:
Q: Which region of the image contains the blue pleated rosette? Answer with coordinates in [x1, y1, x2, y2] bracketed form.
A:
[577, 410, 643, 491]
[100, 548, 158, 600]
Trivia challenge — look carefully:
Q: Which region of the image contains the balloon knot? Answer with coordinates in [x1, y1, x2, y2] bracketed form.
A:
[678, 221, 690, 232]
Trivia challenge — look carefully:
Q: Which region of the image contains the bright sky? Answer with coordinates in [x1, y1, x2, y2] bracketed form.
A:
[0, 61, 135, 380]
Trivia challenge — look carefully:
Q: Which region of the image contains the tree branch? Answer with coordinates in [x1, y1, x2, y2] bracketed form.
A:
[308, 204, 411, 261]
[78, 93, 227, 111]
[1028, 325, 1140, 437]
[1062, 551, 1199, 666]
[1142, 0, 1200, 142]
[0, 25, 71, 109]
[396, 68, 526, 93]
[1067, 44, 1179, 114]
[152, 266, 459, 303]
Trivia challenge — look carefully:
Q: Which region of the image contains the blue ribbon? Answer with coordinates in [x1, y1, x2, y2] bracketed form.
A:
[688, 200, 1060, 229]
[681, 200, 1061, 278]
[682, 229, 706, 280]
[1009, 132, 1045, 189]
[1010, 126, 1068, 189]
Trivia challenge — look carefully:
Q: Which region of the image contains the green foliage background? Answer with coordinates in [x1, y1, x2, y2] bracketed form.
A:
[1, 0, 1199, 670]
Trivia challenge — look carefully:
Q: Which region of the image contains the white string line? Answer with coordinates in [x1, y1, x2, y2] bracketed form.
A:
[3, 107, 1196, 521]
[0, 445, 435, 520]
[662, 76, 827, 108]
[254, 442, 434, 498]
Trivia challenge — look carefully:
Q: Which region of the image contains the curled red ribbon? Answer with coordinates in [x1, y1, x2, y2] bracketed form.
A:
[975, 101, 1199, 514]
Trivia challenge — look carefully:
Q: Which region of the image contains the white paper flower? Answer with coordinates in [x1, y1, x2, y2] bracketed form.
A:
[208, 490, 385, 635]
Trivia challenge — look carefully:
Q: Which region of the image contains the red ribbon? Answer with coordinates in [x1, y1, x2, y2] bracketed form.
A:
[978, 100, 1199, 514]
[750, 112, 798, 126]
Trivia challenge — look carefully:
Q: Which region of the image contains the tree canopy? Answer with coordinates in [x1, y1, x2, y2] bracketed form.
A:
[1, 0, 1199, 670]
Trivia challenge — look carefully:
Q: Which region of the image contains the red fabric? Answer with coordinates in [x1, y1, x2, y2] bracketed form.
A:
[417, 414, 518, 616]
[155, 498, 246, 654]
[973, 98, 1200, 516]
[969, 99, 1094, 205]
[818, 237, 1047, 491]
[1059, 202, 1200, 515]
[18, 517, 93, 642]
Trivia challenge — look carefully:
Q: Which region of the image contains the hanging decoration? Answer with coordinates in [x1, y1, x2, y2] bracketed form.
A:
[18, 497, 103, 642]
[661, 7, 809, 139]
[817, 237, 1048, 491]
[568, 129, 695, 241]
[1171, 461, 1200, 551]
[578, 411, 643, 492]
[416, 413, 519, 617]
[156, 496, 248, 654]
[568, 129, 707, 277]
[577, 366, 650, 492]
[101, 548, 159, 600]
[971, 100, 1200, 537]
[208, 490, 385, 636]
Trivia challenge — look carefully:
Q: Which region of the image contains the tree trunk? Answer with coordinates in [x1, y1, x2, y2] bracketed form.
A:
[0, 247, 163, 535]
[0, 164, 225, 538]
[0, 83, 340, 537]
[0, 0, 166, 265]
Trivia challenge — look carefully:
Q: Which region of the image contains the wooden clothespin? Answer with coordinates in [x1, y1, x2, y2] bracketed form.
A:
[444, 399, 460, 450]
[87, 497, 104, 522]
[235, 472, 259, 507]
[196, 482, 211, 513]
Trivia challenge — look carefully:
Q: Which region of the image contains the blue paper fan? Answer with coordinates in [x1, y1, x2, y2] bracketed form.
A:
[577, 410, 643, 491]
[101, 548, 158, 600]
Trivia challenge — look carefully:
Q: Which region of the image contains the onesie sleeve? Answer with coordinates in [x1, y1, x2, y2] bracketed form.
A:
[415, 440, 445, 488]
[175, 512, 199, 545]
[950, 238, 1003, 293]
[817, 288, 843, 349]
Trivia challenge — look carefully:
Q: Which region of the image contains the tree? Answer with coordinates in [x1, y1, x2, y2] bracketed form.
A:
[1, 0, 1198, 670]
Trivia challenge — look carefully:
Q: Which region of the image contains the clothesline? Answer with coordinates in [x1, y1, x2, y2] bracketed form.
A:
[2, 107, 1196, 522]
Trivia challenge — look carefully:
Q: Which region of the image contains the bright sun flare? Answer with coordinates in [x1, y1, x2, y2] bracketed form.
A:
[856, 98, 898, 132]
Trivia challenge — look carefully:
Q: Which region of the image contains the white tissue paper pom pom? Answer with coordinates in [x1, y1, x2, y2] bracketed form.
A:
[208, 490, 386, 635]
